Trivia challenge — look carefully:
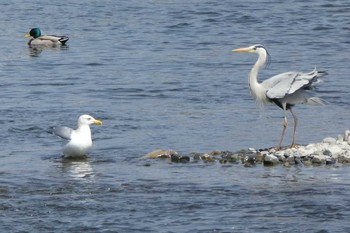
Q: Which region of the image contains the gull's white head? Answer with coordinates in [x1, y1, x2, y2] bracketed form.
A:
[78, 115, 103, 127]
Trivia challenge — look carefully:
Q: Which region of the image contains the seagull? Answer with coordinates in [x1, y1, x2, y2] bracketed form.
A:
[53, 115, 102, 158]
[233, 44, 326, 149]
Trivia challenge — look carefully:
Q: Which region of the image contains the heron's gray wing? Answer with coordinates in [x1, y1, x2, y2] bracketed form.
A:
[53, 126, 73, 140]
[287, 69, 320, 94]
[263, 72, 297, 99]
[264, 69, 321, 99]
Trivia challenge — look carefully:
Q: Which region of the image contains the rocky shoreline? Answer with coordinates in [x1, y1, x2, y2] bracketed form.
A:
[144, 129, 350, 166]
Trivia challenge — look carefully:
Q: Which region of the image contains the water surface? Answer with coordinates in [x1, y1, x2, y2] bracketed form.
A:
[0, 0, 350, 232]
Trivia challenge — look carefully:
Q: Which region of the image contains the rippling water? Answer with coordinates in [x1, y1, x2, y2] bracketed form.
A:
[1, 0, 350, 232]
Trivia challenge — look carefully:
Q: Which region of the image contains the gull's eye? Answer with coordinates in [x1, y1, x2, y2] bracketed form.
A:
[87, 117, 92, 121]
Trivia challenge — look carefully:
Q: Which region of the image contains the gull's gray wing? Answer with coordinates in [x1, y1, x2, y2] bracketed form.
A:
[53, 126, 73, 140]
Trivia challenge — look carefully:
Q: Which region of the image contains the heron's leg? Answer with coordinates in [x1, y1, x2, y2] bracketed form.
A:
[277, 106, 288, 150]
[290, 108, 298, 147]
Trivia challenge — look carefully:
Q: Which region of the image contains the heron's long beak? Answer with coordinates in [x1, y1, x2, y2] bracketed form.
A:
[232, 47, 252, 53]
[24, 33, 31, 38]
[94, 120, 103, 125]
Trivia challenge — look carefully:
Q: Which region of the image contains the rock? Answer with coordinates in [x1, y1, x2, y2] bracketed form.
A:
[243, 152, 257, 166]
[220, 153, 240, 164]
[345, 130, 350, 141]
[286, 155, 295, 164]
[337, 135, 344, 143]
[274, 151, 286, 162]
[274, 151, 285, 157]
[294, 157, 304, 166]
[283, 148, 294, 157]
[144, 149, 178, 159]
[192, 152, 201, 161]
[311, 155, 327, 165]
[171, 154, 190, 163]
[201, 154, 215, 163]
[303, 160, 312, 166]
[263, 154, 279, 166]
[326, 157, 336, 165]
[323, 146, 343, 158]
[323, 137, 336, 145]
[248, 148, 256, 152]
[210, 150, 222, 156]
[255, 152, 264, 163]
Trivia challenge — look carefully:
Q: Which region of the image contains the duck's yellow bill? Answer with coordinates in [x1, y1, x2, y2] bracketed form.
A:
[24, 33, 31, 38]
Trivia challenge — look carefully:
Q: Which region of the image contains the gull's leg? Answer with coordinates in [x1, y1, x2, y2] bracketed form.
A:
[277, 105, 288, 150]
[289, 108, 298, 147]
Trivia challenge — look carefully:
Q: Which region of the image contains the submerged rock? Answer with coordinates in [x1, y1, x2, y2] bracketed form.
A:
[143, 149, 178, 159]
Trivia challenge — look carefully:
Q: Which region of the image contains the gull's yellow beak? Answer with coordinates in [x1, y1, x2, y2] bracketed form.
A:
[232, 47, 252, 53]
[94, 120, 103, 125]
[24, 33, 31, 38]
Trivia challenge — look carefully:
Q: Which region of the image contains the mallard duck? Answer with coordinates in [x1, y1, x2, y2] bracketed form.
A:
[24, 28, 69, 47]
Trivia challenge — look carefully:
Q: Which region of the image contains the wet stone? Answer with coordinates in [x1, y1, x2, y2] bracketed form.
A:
[243, 153, 258, 166]
[263, 154, 279, 166]
[201, 154, 215, 163]
[311, 155, 327, 165]
[171, 154, 190, 163]
[210, 150, 222, 156]
[144, 149, 178, 159]
[294, 157, 304, 166]
[220, 153, 240, 164]
[326, 158, 336, 165]
[192, 152, 202, 161]
[303, 160, 312, 166]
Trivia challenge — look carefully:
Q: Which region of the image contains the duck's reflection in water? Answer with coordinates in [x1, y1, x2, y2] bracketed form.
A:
[28, 45, 69, 57]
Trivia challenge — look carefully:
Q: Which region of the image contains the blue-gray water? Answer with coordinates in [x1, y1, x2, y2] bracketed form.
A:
[1, 0, 350, 232]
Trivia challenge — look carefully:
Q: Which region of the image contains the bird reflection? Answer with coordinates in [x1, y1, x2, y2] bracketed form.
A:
[28, 45, 69, 57]
[61, 158, 94, 180]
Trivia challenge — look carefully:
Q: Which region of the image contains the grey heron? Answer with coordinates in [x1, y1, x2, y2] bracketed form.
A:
[233, 44, 326, 149]
[53, 115, 102, 158]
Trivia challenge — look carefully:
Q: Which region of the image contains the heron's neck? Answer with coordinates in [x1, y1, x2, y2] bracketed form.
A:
[248, 51, 267, 104]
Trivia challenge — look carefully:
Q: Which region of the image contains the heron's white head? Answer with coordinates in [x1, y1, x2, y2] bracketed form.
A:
[78, 115, 103, 127]
[232, 44, 266, 54]
[233, 44, 270, 67]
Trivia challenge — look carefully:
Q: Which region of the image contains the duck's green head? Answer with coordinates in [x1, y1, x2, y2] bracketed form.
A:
[24, 28, 41, 38]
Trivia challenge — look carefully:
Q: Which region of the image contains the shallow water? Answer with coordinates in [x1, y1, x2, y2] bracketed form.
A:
[1, 0, 350, 232]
